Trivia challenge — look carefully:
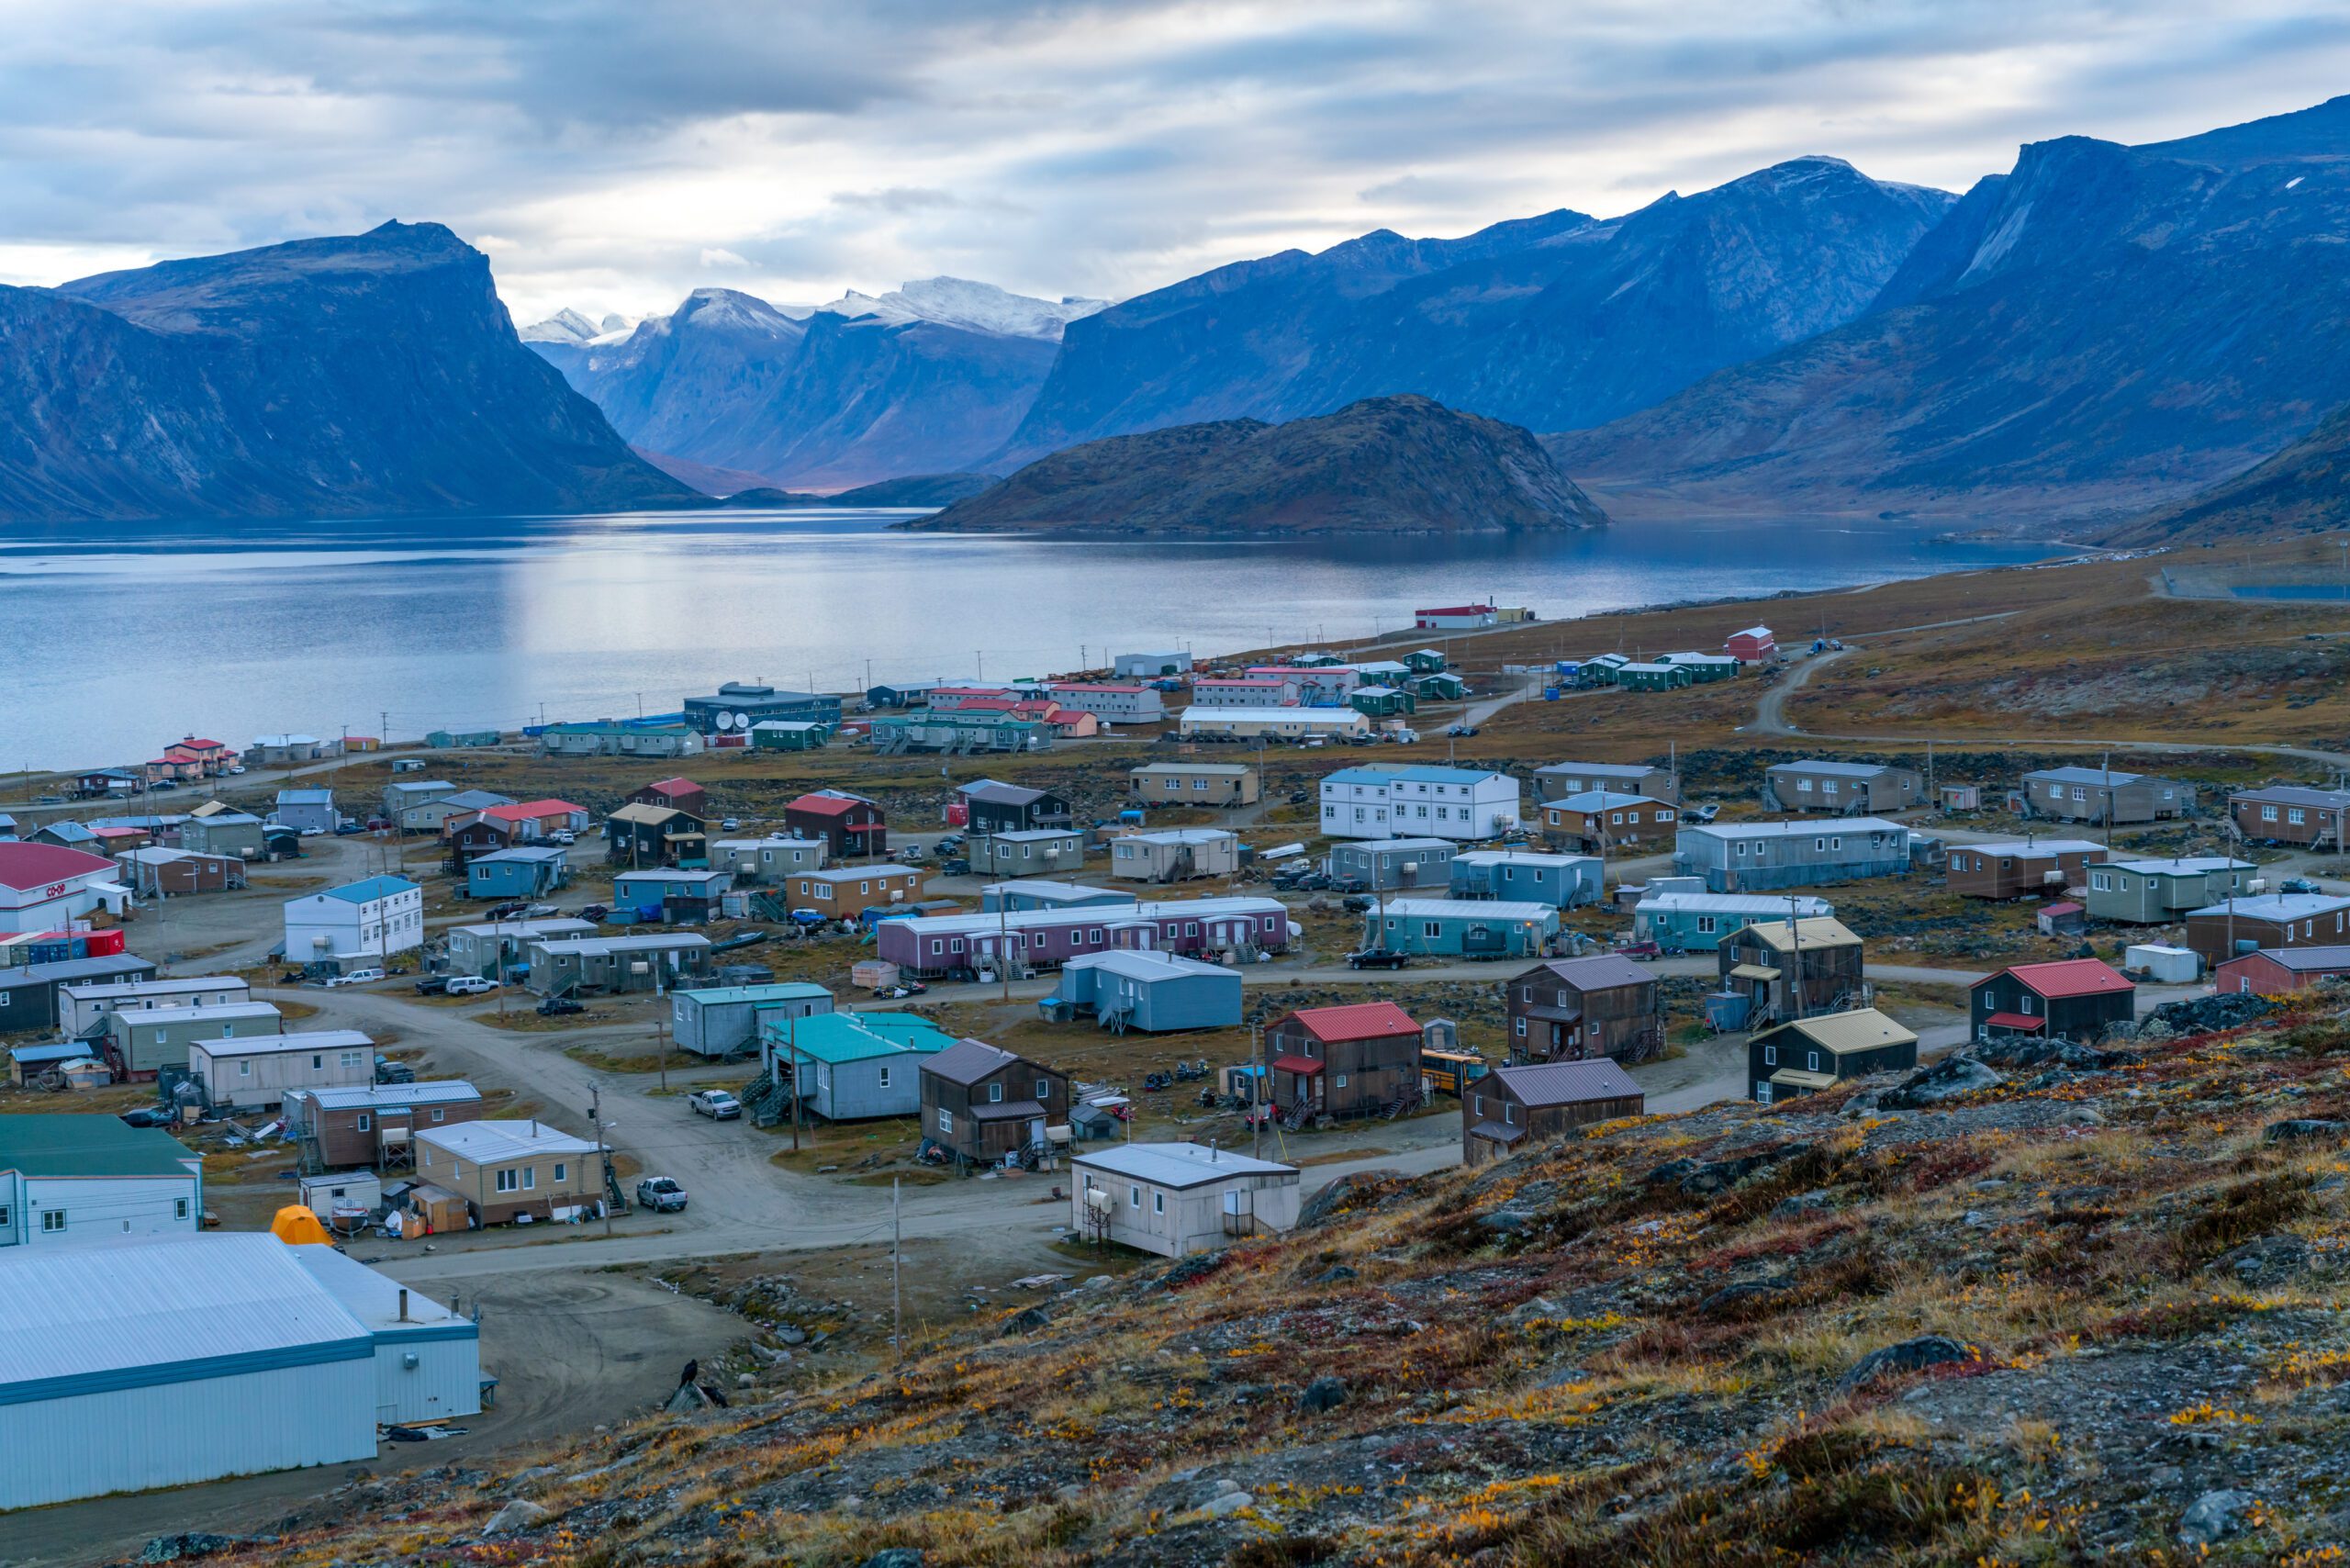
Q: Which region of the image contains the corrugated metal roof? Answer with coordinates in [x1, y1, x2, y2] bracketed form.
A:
[56, 976, 243, 1003]
[530, 934, 712, 956]
[2232, 785, 2350, 809]
[1379, 898, 1559, 922]
[1999, 958, 2134, 998]
[2187, 894, 2350, 921]
[1281, 1002, 1420, 1042]
[415, 1120, 596, 1161]
[0, 1235, 370, 1391]
[1335, 837, 1456, 854]
[924, 1037, 1036, 1086]
[294, 1081, 481, 1110]
[289, 1245, 470, 1335]
[1545, 790, 1664, 811]
[1494, 1058, 1642, 1107]
[2027, 766, 2158, 787]
[1768, 760, 1907, 778]
[676, 982, 833, 1006]
[1060, 950, 1235, 981]
[1451, 850, 1592, 868]
[321, 875, 418, 905]
[2101, 856, 2249, 875]
[766, 1011, 957, 1066]
[0, 1114, 196, 1179]
[0, 842, 117, 890]
[1949, 837, 2106, 857]
[894, 895, 1280, 938]
[1752, 1008, 1918, 1056]
[109, 1001, 283, 1029]
[1073, 1141, 1294, 1187]
[1684, 819, 1908, 840]
[193, 1029, 373, 1059]
[1528, 954, 1655, 991]
[1737, 917, 1863, 953]
[2225, 945, 2350, 972]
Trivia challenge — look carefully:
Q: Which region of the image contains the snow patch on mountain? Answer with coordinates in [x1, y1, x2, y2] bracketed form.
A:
[813, 276, 1108, 341]
[519, 307, 600, 343]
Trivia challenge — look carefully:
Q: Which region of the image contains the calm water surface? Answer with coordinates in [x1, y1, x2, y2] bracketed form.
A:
[3, 510, 2060, 767]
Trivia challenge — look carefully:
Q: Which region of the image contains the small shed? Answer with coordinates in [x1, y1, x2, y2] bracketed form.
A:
[669, 982, 834, 1059]
[2038, 901, 2087, 937]
[1071, 1143, 1299, 1257]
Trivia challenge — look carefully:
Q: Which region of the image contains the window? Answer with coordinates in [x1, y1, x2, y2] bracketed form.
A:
[522, 1166, 536, 1191]
[497, 1169, 519, 1193]
[1129, 1184, 1142, 1208]
[878, 1065, 893, 1089]
[239, 1060, 252, 1078]
[2264, 805, 2281, 822]
[41, 1210, 65, 1233]
[431, 1107, 445, 1122]
[2290, 808, 2307, 824]
[1762, 1044, 1777, 1065]
[1035, 1078, 1052, 1100]
[1514, 1017, 1527, 1037]
[1807, 1050, 1820, 1071]
[989, 1082, 1004, 1103]
[1336, 1074, 1348, 1089]
[554, 1161, 568, 1182]
[357, 1113, 372, 1132]
[938, 1108, 954, 1135]
[1424, 922, 1441, 939]
[1153, 1192, 1165, 1215]
[1696, 915, 1718, 935]
[1504, 1103, 1516, 1126]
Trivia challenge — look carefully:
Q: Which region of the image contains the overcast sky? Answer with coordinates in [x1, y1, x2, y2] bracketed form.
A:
[2, 0, 2344, 324]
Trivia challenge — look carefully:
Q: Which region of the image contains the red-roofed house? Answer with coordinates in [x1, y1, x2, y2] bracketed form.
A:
[476, 799, 588, 841]
[0, 842, 127, 932]
[926, 687, 1017, 712]
[1414, 605, 1498, 631]
[1725, 625, 1778, 664]
[630, 778, 708, 817]
[164, 736, 237, 777]
[784, 790, 887, 857]
[1265, 1002, 1423, 1124]
[1969, 958, 2135, 1041]
[1045, 682, 1163, 723]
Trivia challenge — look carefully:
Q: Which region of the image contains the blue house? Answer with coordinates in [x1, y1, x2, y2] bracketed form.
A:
[1449, 850, 1603, 909]
[1365, 898, 1559, 958]
[1631, 891, 1834, 953]
[465, 846, 570, 900]
[670, 982, 833, 1058]
[758, 1011, 959, 1120]
[273, 790, 338, 834]
[1039, 951, 1242, 1032]
[1673, 819, 1912, 893]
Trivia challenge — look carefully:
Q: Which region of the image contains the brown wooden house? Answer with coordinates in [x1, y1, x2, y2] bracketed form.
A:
[284, 1081, 485, 1170]
[1943, 838, 2103, 900]
[1505, 954, 1662, 1063]
[2229, 786, 2350, 849]
[447, 812, 522, 869]
[1265, 1002, 1423, 1124]
[1717, 917, 1864, 1027]
[2184, 893, 2350, 967]
[1538, 792, 1676, 854]
[921, 1038, 1069, 1165]
[784, 790, 888, 857]
[631, 777, 710, 817]
[1463, 1059, 1644, 1167]
[414, 1119, 599, 1225]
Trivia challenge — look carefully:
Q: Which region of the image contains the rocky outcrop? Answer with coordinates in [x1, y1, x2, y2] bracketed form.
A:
[0, 222, 688, 523]
[910, 396, 1606, 535]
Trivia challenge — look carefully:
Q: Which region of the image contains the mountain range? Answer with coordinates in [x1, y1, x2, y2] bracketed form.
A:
[519, 279, 1104, 489]
[1550, 96, 2350, 525]
[0, 223, 688, 523]
[908, 395, 1605, 535]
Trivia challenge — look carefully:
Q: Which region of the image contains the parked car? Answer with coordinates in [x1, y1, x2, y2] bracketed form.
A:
[872, 981, 928, 1000]
[150, 779, 178, 791]
[485, 901, 526, 920]
[118, 1108, 173, 1128]
[688, 1089, 743, 1120]
[228, 766, 246, 775]
[521, 902, 558, 917]
[333, 823, 364, 835]
[444, 976, 500, 996]
[1340, 894, 1374, 913]
[551, 829, 576, 845]
[2280, 877, 2322, 894]
[576, 903, 610, 922]
[1345, 948, 1411, 970]
[324, 968, 384, 987]
[940, 858, 971, 878]
[298, 826, 325, 837]
[536, 996, 585, 1017]
[413, 976, 451, 995]
[635, 1176, 688, 1212]
[1446, 724, 1480, 738]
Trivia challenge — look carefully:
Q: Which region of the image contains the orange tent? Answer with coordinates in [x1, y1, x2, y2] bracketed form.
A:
[270, 1204, 331, 1246]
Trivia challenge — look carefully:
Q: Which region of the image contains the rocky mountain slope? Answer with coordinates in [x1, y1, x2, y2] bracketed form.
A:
[0, 222, 688, 523]
[1552, 96, 2350, 526]
[909, 395, 1606, 534]
[717, 472, 1000, 509]
[995, 159, 1953, 465]
[173, 990, 2350, 1566]
[531, 280, 1095, 488]
[2107, 400, 2350, 543]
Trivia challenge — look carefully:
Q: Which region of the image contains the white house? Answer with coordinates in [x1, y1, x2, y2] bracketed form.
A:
[1178, 706, 1369, 740]
[0, 1114, 203, 1247]
[1414, 603, 1498, 631]
[1113, 651, 1192, 678]
[1045, 682, 1165, 722]
[56, 976, 250, 1040]
[1070, 1142, 1300, 1258]
[1318, 766, 1522, 842]
[0, 843, 129, 934]
[284, 876, 423, 969]
[192, 1029, 377, 1112]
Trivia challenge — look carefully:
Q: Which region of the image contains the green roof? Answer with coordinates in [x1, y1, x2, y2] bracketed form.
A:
[759, 1011, 958, 1066]
[676, 983, 834, 1007]
[0, 1114, 197, 1179]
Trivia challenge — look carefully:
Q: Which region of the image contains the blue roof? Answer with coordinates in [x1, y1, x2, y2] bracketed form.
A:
[276, 790, 334, 804]
[1391, 766, 1504, 784]
[1321, 767, 1396, 786]
[324, 875, 419, 904]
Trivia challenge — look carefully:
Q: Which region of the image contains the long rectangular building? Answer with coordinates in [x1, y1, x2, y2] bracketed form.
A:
[1673, 819, 1912, 893]
[875, 895, 1291, 978]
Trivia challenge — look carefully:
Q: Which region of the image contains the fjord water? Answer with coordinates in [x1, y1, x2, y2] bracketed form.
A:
[4, 510, 2058, 767]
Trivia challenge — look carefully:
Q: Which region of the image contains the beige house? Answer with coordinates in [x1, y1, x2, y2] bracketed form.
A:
[1128, 764, 1260, 807]
[1070, 1142, 1298, 1258]
[413, 1120, 599, 1226]
[1109, 828, 1240, 882]
[189, 1029, 375, 1113]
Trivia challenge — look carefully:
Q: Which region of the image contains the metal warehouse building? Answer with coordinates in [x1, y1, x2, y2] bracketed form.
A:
[0, 1234, 464, 1508]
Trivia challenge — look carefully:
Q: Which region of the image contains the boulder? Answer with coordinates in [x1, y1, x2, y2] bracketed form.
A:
[1836, 1335, 1973, 1392]
[1313, 1264, 1359, 1284]
[1002, 1305, 1053, 1337]
[1297, 1376, 1349, 1414]
[2213, 1233, 2311, 1286]
[858, 1551, 928, 1568]
[1299, 1169, 1406, 1228]
[1773, 1190, 1834, 1220]
[2147, 994, 2276, 1035]
[2265, 1118, 2348, 1146]
[1882, 1058, 2003, 1109]
[1156, 1252, 1228, 1291]
[481, 1500, 552, 1537]
[1698, 1277, 1794, 1317]
[2177, 1489, 2254, 1547]
[137, 1537, 277, 1564]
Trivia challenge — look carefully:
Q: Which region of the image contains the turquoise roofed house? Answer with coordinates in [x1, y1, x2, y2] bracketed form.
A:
[756, 1011, 959, 1121]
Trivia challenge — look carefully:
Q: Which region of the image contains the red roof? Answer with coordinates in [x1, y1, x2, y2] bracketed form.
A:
[2040, 902, 2084, 917]
[789, 793, 862, 817]
[1285, 1001, 1420, 1043]
[1983, 1012, 2046, 1032]
[646, 777, 702, 795]
[171, 738, 229, 752]
[1416, 604, 1494, 615]
[0, 843, 118, 890]
[1271, 1055, 1324, 1075]
[2000, 958, 2134, 1000]
[484, 799, 584, 822]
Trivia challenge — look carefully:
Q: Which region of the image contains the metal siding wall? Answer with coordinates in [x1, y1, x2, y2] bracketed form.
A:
[374, 1335, 482, 1423]
[0, 1357, 375, 1509]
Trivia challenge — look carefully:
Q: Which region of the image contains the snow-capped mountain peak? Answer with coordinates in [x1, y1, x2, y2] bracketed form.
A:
[814, 276, 1108, 341]
[519, 307, 601, 344]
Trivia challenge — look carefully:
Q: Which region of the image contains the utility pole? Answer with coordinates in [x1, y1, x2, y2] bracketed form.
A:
[891, 1177, 903, 1361]
[656, 1015, 669, 1092]
[1251, 1023, 1264, 1160]
[997, 895, 1012, 1002]
[589, 1084, 612, 1237]
[380, 711, 389, 753]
